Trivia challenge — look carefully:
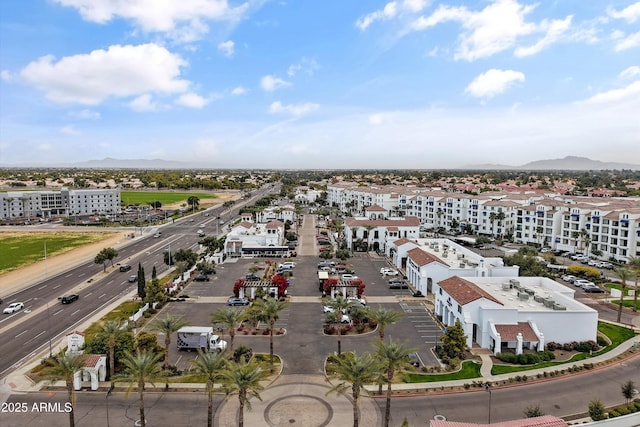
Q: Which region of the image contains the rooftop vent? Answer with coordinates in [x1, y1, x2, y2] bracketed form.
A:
[518, 292, 530, 301]
[553, 303, 566, 311]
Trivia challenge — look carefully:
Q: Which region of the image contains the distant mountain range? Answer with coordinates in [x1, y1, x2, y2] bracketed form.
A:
[1, 155, 639, 170]
[464, 156, 640, 171]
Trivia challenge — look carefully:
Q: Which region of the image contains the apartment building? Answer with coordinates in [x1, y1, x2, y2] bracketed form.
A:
[327, 182, 640, 263]
[0, 187, 121, 220]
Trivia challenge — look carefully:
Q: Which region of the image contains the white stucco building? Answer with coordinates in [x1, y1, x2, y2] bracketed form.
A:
[343, 215, 420, 252]
[224, 220, 288, 257]
[433, 276, 598, 355]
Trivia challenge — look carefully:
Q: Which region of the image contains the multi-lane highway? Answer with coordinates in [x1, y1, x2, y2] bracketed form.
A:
[0, 185, 278, 377]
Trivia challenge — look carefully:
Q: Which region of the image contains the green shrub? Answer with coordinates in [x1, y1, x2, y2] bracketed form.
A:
[567, 265, 601, 281]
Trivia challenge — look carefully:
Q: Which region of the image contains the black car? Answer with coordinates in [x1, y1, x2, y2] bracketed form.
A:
[61, 294, 79, 304]
[194, 274, 210, 282]
[583, 285, 605, 293]
[119, 264, 132, 272]
[245, 274, 261, 281]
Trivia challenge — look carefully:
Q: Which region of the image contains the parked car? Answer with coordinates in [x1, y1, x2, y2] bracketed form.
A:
[278, 262, 296, 269]
[128, 275, 137, 283]
[61, 294, 79, 304]
[574, 279, 595, 288]
[583, 284, 605, 293]
[119, 264, 132, 272]
[3, 302, 24, 314]
[227, 297, 250, 306]
[561, 274, 577, 283]
[407, 352, 421, 368]
[540, 247, 552, 253]
[245, 273, 261, 281]
[194, 274, 210, 282]
[598, 262, 613, 269]
[340, 274, 357, 281]
[388, 278, 408, 289]
[380, 268, 399, 276]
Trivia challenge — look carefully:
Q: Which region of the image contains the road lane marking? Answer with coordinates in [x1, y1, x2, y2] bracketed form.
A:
[71, 310, 80, 316]
[16, 330, 28, 338]
[53, 284, 61, 289]
[99, 293, 107, 299]
[39, 285, 48, 290]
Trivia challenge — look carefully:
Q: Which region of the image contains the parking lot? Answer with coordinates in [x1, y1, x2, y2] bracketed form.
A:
[147, 251, 445, 374]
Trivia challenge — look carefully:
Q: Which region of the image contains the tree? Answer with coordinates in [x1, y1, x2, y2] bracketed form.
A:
[524, 404, 545, 418]
[373, 339, 416, 427]
[152, 315, 189, 368]
[252, 298, 289, 368]
[621, 380, 635, 404]
[211, 308, 247, 354]
[627, 257, 640, 313]
[121, 349, 163, 427]
[439, 320, 467, 359]
[588, 399, 607, 421]
[191, 349, 227, 427]
[614, 266, 631, 323]
[324, 296, 355, 356]
[137, 263, 146, 300]
[144, 266, 165, 305]
[94, 247, 118, 272]
[496, 211, 506, 238]
[50, 351, 87, 427]
[149, 201, 162, 209]
[220, 359, 270, 427]
[327, 352, 381, 427]
[489, 212, 497, 238]
[367, 306, 404, 341]
[187, 195, 200, 212]
[100, 320, 124, 388]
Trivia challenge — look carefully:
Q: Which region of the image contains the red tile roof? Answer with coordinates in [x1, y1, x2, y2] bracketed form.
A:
[392, 237, 415, 247]
[408, 247, 449, 267]
[365, 204, 387, 211]
[266, 220, 283, 229]
[438, 276, 502, 306]
[495, 322, 539, 342]
[84, 354, 104, 368]
[344, 216, 420, 227]
[66, 331, 85, 336]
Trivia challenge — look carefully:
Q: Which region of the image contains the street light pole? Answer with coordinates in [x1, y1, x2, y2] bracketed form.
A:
[106, 387, 112, 427]
[485, 383, 492, 424]
[46, 301, 53, 358]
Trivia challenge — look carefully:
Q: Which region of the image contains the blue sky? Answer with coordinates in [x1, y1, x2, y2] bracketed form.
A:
[1, 0, 639, 168]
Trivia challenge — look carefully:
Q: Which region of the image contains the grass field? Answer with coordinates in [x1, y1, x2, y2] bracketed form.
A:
[0, 232, 112, 274]
[121, 191, 217, 206]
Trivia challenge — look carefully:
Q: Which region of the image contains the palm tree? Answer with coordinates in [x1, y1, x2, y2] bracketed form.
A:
[252, 298, 288, 367]
[373, 339, 416, 427]
[325, 296, 355, 356]
[327, 351, 381, 427]
[627, 257, 640, 313]
[363, 224, 375, 251]
[496, 211, 506, 239]
[100, 320, 123, 388]
[220, 359, 270, 427]
[211, 308, 248, 354]
[614, 266, 631, 323]
[152, 315, 189, 368]
[50, 351, 87, 427]
[489, 212, 497, 238]
[121, 349, 163, 427]
[191, 349, 227, 427]
[368, 306, 404, 341]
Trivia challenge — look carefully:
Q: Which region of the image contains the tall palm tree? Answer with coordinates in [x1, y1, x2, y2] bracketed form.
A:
[152, 315, 189, 368]
[220, 359, 270, 427]
[211, 308, 248, 354]
[252, 298, 288, 367]
[325, 296, 354, 356]
[489, 212, 497, 238]
[627, 257, 640, 313]
[100, 320, 123, 388]
[614, 266, 631, 323]
[191, 349, 227, 427]
[373, 339, 416, 427]
[50, 351, 87, 427]
[327, 351, 381, 427]
[121, 349, 163, 427]
[496, 211, 506, 239]
[368, 306, 404, 341]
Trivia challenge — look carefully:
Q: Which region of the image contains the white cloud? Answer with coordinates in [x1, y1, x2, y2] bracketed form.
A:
[369, 113, 390, 125]
[582, 80, 640, 105]
[231, 86, 248, 95]
[71, 109, 101, 120]
[403, 0, 427, 13]
[1, 70, 13, 82]
[515, 15, 573, 57]
[619, 65, 640, 80]
[411, 0, 573, 61]
[465, 69, 525, 98]
[175, 92, 209, 108]
[129, 94, 160, 112]
[59, 125, 81, 135]
[260, 75, 291, 92]
[356, 1, 398, 31]
[608, 2, 640, 23]
[218, 40, 235, 57]
[268, 101, 319, 116]
[21, 43, 190, 105]
[613, 31, 640, 51]
[287, 57, 320, 77]
[53, 0, 248, 42]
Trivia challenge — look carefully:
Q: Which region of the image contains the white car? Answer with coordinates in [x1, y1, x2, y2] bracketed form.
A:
[3, 302, 24, 314]
[380, 268, 399, 276]
[340, 274, 357, 281]
[561, 274, 577, 283]
[574, 279, 595, 288]
[279, 262, 296, 269]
